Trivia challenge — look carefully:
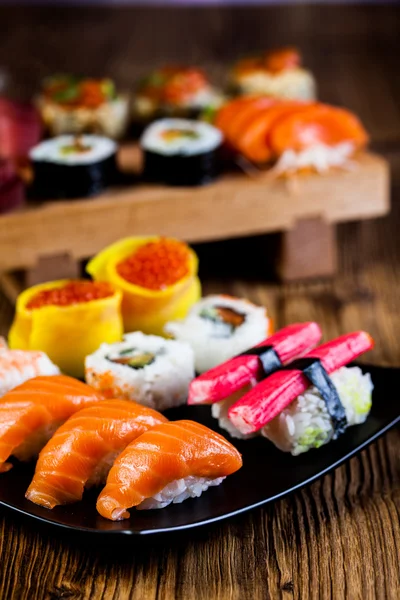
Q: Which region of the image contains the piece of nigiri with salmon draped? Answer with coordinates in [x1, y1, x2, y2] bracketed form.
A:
[26, 399, 168, 509]
[227, 331, 374, 455]
[96, 420, 242, 521]
[188, 322, 322, 439]
[0, 375, 103, 473]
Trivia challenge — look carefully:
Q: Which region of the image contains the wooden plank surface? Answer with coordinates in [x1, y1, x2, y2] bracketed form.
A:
[0, 4, 399, 600]
[0, 152, 389, 272]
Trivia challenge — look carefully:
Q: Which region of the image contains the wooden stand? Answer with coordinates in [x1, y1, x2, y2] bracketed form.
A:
[0, 149, 390, 302]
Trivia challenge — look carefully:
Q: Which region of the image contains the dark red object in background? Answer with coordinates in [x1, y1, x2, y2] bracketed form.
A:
[0, 158, 25, 214]
[0, 97, 42, 161]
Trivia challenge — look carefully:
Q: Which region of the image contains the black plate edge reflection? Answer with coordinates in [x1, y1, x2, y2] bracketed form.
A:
[0, 363, 398, 536]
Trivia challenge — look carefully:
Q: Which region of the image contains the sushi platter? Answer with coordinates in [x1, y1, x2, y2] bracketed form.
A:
[0, 246, 398, 534]
[0, 363, 398, 536]
[0, 51, 392, 294]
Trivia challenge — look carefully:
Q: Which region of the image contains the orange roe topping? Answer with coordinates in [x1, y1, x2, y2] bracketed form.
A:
[26, 281, 115, 309]
[116, 238, 191, 290]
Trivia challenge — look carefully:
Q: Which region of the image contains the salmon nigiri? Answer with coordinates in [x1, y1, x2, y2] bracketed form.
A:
[0, 375, 103, 473]
[26, 399, 168, 509]
[97, 420, 242, 521]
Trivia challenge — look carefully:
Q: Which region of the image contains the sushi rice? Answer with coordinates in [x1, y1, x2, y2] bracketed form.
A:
[165, 295, 270, 373]
[137, 476, 225, 510]
[85, 332, 195, 411]
[213, 366, 373, 454]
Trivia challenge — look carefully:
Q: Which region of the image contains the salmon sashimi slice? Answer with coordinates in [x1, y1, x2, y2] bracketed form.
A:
[269, 104, 369, 156]
[0, 375, 103, 473]
[96, 420, 243, 520]
[214, 96, 264, 133]
[26, 399, 168, 509]
[222, 97, 277, 145]
[235, 101, 314, 163]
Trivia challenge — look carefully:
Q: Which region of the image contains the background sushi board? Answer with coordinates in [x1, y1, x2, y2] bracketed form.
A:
[0, 146, 389, 301]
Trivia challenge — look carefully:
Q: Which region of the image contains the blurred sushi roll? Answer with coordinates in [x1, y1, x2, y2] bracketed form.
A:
[85, 332, 195, 411]
[36, 75, 129, 139]
[132, 66, 223, 124]
[165, 295, 272, 373]
[229, 47, 316, 101]
[30, 134, 118, 199]
[0, 338, 60, 397]
[141, 118, 223, 186]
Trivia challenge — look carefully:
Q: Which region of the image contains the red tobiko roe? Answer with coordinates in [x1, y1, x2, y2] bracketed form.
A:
[26, 281, 115, 310]
[116, 238, 191, 291]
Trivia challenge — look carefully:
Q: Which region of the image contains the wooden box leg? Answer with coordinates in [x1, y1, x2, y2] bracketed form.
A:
[25, 253, 80, 288]
[278, 218, 338, 282]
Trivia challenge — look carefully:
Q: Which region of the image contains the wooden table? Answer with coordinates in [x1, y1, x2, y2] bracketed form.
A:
[0, 4, 399, 599]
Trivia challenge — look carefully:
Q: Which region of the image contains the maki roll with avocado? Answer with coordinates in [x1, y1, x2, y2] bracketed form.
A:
[30, 134, 118, 199]
[36, 75, 129, 139]
[132, 66, 223, 123]
[141, 118, 223, 186]
[165, 295, 272, 373]
[85, 332, 195, 411]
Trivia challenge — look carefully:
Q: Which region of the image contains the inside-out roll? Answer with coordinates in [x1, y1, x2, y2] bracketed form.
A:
[165, 295, 271, 373]
[85, 331, 195, 411]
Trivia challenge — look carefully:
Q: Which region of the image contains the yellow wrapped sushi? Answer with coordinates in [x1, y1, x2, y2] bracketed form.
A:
[9, 280, 123, 378]
[86, 236, 201, 335]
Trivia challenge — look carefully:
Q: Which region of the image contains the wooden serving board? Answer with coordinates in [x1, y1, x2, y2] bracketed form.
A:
[0, 146, 390, 300]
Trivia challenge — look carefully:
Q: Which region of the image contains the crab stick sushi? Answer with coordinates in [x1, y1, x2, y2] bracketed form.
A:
[165, 295, 271, 374]
[85, 332, 195, 411]
[188, 322, 322, 405]
[0, 339, 60, 397]
[26, 399, 168, 509]
[227, 331, 374, 454]
[229, 47, 316, 100]
[0, 375, 103, 473]
[96, 420, 242, 520]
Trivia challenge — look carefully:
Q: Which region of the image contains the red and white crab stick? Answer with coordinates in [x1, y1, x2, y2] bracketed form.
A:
[228, 331, 374, 435]
[188, 322, 322, 405]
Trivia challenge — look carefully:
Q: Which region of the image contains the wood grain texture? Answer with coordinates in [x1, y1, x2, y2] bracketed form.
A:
[0, 4, 399, 600]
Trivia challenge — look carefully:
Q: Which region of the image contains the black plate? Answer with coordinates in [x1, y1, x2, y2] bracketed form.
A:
[0, 363, 398, 536]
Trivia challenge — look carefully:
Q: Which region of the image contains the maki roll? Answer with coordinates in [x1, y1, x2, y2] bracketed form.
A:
[30, 135, 117, 199]
[224, 331, 374, 453]
[132, 66, 223, 124]
[229, 47, 316, 100]
[141, 118, 222, 186]
[165, 295, 271, 373]
[85, 332, 195, 411]
[36, 75, 129, 139]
